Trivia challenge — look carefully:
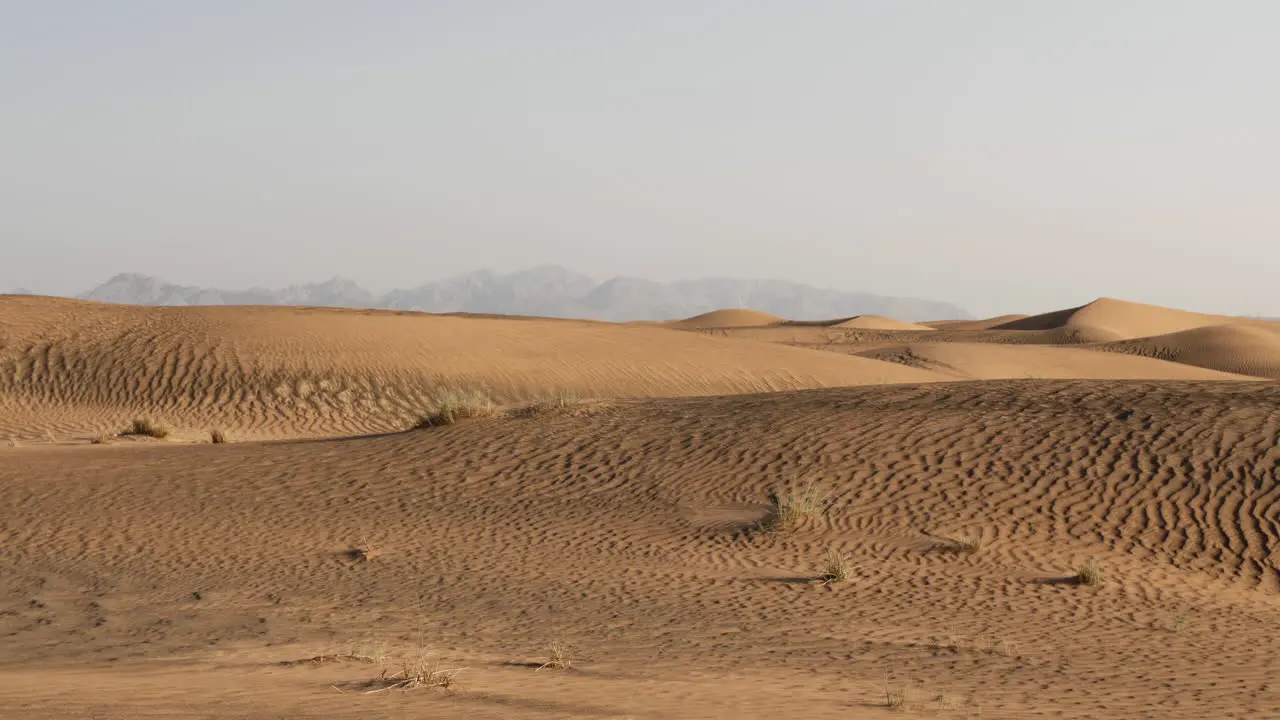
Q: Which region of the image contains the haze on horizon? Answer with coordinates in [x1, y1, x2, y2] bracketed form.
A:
[2, 1, 1277, 319]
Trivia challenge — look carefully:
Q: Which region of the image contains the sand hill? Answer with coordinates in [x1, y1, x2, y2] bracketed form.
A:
[829, 314, 936, 331]
[3, 294, 1280, 719]
[1095, 323, 1280, 380]
[993, 297, 1269, 342]
[0, 296, 941, 441]
[668, 308, 786, 329]
[857, 342, 1260, 381]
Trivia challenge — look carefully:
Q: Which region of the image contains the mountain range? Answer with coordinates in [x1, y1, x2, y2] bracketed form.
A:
[24, 267, 972, 322]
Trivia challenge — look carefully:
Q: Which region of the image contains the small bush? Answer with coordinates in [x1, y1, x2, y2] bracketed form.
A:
[515, 392, 582, 417]
[90, 434, 113, 445]
[210, 429, 228, 444]
[418, 388, 497, 427]
[537, 642, 572, 671]
[760, 481, 828, 533]
[884, 677, 911, 711]
[818, 547, 852, 584]
[365, 652, 464, 693]
[939, 533, 983, 555]
[128, 419, 169, 439]
[1076, 557, 1106, 586]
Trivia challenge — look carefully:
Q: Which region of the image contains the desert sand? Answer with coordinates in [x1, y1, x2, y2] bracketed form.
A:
[3, 294, 1280, 719]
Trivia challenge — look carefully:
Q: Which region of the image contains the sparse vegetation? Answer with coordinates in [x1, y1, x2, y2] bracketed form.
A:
[5, 435, 18, 448]
[364, 652, 465, 693]
[1075, 557, 1106, 586]
[817, 547, 852, 584]
[884, 673, 910, 711]
[537, 642, 572, 671]
[514, 391, 583, 417]
[759, 481, 828, 533]
[418, 388, 497, 427]
[346, 534, 375, 562]
[210, 429, 228, 444]
[90, 434, 113, 445]
[127, 418, 169, 439]
[938, 532, 984, 555]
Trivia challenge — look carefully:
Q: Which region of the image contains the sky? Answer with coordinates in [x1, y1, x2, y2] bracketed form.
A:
[2, 1, 1278, 318]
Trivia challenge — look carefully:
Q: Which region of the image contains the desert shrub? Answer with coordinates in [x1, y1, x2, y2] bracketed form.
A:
[1076, 557, 1106, 586]
[128, 419, 169, 439]
[759, 481, 827, 533]
[818, 547, 852, 584]
[418, 388, 497, 427]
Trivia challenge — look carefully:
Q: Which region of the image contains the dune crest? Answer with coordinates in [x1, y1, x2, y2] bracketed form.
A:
[668, 308, 786, 329]
[994, 297, 1269, 342]
[0, 296, 942, 440]
[1095, 323, 1280, 380]
[829, 314, 936, 331]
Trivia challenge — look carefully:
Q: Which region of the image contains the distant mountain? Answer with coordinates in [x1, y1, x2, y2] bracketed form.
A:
[71, 266, 971, 322]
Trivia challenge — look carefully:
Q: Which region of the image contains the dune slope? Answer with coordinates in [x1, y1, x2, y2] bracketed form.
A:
[0, 296, 945, 440]
[3, 381, 1280, 718]
[668, 308, 785, 329]
[994, 297, 1268, 342]
[857, 342, 1264, 381]
[1094, 323, 1280, 380]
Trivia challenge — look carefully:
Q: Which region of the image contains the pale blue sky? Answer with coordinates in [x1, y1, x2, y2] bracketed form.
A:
[2, 1, 1277, 317]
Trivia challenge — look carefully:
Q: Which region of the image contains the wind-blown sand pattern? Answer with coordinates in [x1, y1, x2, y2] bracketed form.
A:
[3, 295, 1280, 718]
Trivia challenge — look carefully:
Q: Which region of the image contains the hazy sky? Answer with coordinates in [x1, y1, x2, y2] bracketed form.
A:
[2, 1, 1277, 318]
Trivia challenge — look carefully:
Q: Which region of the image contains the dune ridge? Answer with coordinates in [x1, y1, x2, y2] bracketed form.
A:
[0, 295, 942, 440]
[994, 297, 1273, 342]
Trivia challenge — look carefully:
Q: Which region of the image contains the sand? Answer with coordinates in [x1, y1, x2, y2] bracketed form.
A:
[829, 315, 936, 331]
[3, 294, 1280, 719]
[668, 308, 786, 329]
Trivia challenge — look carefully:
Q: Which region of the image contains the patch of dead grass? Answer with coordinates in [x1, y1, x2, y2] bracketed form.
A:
[418, 388, 497, 427]
[536, 642, 573, 671]
[127, 418, 169, 439]
[936, 532, 984, 555]
[759, 481, 828, 533]
[1075, 557, 1106, 586]
[817, 547, 852, 584]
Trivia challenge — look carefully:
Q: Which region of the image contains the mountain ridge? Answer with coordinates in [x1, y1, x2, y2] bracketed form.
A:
[26, 266, 972, 322]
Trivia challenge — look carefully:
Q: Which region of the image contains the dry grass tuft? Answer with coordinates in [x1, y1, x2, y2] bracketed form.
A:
[5, 436, 17, 448]
[363, 652, 465, 693]
[346, 534, 375, 562]
[536, 642, 573, 671]
[419, 388, 497, 427]
[90, 433, 114, 445]
[514, 392, 583, 417]
[938, 532, 984, 555]
[759, 481, 828, 533]
[884, 674, 911, 711]
[128, 418, 170, 439]
[817, 547, 852, 584]
[210, 429, 228, 444]
[1075, 557, 1106, 586]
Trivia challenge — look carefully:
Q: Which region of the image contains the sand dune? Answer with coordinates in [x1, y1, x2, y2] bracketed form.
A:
[1095, 323, 1280, 380]
[4, 381, 1280, 718]
[994, 297, 1270, 342]
[668, 307, 785, 329]
[856, 342, 1261, 381]
[924, 314, 1029, 330]
[4, 294, 1280, 718]
[828, 314, 935, 331]
[0, 295, 943, 441]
